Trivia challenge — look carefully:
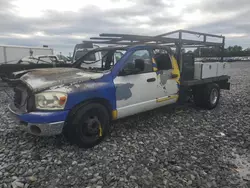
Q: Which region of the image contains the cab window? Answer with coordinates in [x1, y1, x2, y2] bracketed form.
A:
[119, 49, 153, 75]
[114, 51, 124, 62]
[153, 48, 172, 70]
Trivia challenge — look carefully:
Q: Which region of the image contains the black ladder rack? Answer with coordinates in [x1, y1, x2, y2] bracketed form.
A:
[82, 29, 225, 73]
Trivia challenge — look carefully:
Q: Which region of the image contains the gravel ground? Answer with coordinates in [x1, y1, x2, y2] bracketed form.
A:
[0, 61, 250, 188]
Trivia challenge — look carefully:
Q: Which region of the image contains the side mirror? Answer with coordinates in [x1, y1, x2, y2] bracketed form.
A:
[118, 59, 145, 76]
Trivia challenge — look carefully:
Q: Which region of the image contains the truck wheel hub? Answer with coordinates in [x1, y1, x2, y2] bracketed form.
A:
[85, 117, 100, 135]
[210, 88, 218, 105]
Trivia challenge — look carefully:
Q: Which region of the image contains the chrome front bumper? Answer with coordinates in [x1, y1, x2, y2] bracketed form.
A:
[22, 121, 64, 136]
[8, 104, 64, 136]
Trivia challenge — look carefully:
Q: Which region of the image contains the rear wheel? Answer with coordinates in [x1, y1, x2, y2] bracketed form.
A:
[64, 103, 110, 148]
[193, 83, 220, 109]
[203, 83, 220, 109]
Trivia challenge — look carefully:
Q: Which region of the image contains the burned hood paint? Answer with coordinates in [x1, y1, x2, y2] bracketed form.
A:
[19, 68, 104, 92]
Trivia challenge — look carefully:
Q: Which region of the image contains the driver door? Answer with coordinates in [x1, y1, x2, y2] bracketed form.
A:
[113, 49, 160, 118]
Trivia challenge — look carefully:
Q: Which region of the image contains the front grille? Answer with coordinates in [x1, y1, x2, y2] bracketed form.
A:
[27, 95, 35, 112]
[14, 87, 22, 108]
[13, 85, 28, 112]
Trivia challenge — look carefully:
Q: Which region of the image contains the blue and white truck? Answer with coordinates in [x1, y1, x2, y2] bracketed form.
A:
[7, 30, 231, 148]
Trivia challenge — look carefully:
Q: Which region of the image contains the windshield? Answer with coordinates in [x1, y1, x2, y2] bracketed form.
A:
[74, 49, 126, 72]
[74, 50, 89, 61]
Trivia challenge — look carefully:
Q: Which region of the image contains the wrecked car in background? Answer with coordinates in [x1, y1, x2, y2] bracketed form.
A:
[0, 55, 71, 81]
[7, 30, 231, 148]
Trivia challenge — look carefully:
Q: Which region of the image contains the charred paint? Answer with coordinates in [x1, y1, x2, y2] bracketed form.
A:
[48, 80, 109, 95]
[159, 74, 168, 85]
[19, 68, 104, 93]
[115, 83, 134, 101]
[156, 70, 172, 89]
[49, 84, 74, 93]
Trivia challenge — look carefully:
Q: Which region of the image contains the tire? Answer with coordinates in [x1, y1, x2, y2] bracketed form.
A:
[63, 103, 110, 148]
[193, 83, 220, 109]
[203, 83, 220, 109]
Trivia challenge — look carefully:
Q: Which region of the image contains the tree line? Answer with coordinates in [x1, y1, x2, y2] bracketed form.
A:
[191, 45, 250, 57]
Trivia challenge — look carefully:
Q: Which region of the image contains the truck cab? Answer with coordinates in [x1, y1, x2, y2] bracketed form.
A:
[8, 44, 182, 148]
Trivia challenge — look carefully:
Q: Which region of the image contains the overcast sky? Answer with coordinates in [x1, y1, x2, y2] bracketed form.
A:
[0, 0, 249, 55]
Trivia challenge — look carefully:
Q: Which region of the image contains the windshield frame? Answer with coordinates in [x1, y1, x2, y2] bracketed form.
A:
[74, 50, 90, 62]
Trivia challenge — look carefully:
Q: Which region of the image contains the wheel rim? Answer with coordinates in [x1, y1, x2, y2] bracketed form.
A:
[210, 88, 218, 105]
[80, 109, 103, 140]
[85, 116, 100, 136]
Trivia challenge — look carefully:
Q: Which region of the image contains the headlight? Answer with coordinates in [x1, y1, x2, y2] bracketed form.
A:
[35, 92, 67, 110]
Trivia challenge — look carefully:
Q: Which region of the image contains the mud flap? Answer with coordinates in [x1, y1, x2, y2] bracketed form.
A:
[177, 86, 190, 105]
[220, 82, 230, 90]
[0, 80, 9, 90]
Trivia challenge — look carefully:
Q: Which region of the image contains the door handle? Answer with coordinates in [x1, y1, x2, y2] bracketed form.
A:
[147, 78, 156, 82]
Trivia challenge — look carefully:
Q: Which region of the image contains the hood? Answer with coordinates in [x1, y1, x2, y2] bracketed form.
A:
[19, 68, 104, 92]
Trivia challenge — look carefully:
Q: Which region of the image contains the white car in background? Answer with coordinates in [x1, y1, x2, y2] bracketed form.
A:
[17, 55, 66, 64]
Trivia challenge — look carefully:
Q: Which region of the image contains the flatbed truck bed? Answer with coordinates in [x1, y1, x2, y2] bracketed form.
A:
[181, 75, 230, 87]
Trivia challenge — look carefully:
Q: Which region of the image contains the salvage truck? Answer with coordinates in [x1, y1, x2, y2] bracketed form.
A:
[0, 55, 71, 81]
[8, 30, 231, 148]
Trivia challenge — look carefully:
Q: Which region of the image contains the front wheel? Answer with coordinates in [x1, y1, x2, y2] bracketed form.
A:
[64, 103, 110, 148]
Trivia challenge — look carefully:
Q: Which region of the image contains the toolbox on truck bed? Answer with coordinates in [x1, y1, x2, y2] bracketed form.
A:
[194, 61, 230, 80]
